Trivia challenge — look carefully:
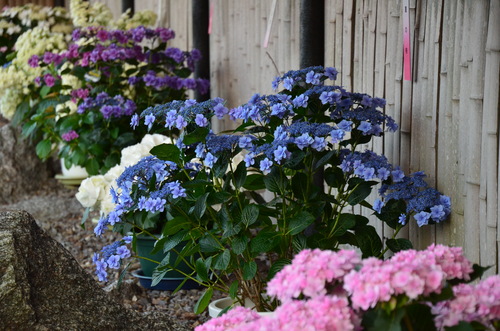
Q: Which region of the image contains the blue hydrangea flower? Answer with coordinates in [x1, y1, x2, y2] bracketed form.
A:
[294, 133, 314, 150]
[414, 211, 431, 227]
[373, 199, 384, 213]
[204, 152, 217, 168]
[244, 153, 255, 167]
[167, 181, 187, 198]
[398, 214, 407, 225]
[144, 114, 156, 130]
[260, 158, 273, 175]
[273, 145, 290, 163]
[130, 114, 139, 129]
[195, 114, 209, 127]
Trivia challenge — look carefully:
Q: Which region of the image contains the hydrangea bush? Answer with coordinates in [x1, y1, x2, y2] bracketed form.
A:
[16, 24, 208, 175]
[198, 245, 497, 331]
[93, 67, 451, 313]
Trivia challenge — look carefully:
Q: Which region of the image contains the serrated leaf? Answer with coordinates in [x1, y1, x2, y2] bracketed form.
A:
[229, 280, 239, 299]
[242, 260, 257, 280]
[324, 166, 346, 188]
[199, 235, 221, 253]
[183, 127, 210, 145]
[386, 238, 413, 253]
[250, 231, 279, 253]
[85, 158, 100, 175]
[232, 161, 247, 189]
[330, 214, 357, 237]
[355, 225, 383, 258]
[291, 172, 308, 200]
[347, 181, 376, 205]
[194, 287, 213, 314]
[242, 204, 259, 227]
[243, 174, 266, 190]
[314, 150, 335, 170]
[150, 143, 181, 163]
[263, 167, 287, 193]
[196, 258, 210, 282]
[151, 252, 171, 286]
[193, 193, 209, 219]
[35, 139, 52, 160]
[214, 249, 231, 270]
[267, 258, 291, 280]
[287, 211, 315, 235]
[232, 236, 248, 255]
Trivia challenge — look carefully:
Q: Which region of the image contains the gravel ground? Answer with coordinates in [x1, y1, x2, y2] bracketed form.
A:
[0, 178, 219, 330]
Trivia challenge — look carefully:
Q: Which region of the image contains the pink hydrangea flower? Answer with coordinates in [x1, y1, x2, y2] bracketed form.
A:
[237, 296, 359, 331]
[432, 275, 500, 329]
[266, 248, 361, 302]
[194, 306, 260, 331]
[61, 130, 79, 142]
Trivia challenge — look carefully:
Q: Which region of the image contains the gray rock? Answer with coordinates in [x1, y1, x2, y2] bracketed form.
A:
[0, 210, 188, 331]
[0, 124, 54, 204]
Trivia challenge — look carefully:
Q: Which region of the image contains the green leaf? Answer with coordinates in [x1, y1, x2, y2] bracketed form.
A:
[444, 322, 480, 331]
[196, 258, 210, 282]
[404, 303, 438, 331]
[150, 143, 181, 163]
[355, 225, 383, 258]
[193, 193, 209, 220]
[243, 174, 266, 190]
[214, 249, 231, 270]
[324, 166, 346, 188]
[241, 204, 259, 227]
[287, 211, 315, 235]
[232, 236, 248, 255]
[347, 181, 377, 205]
[80, 207, 90, 229]
[468, 264, 492, 283]
[263, 167, 287, 193]
[314, 150, 335, 170]
[267, 258, 291, 280]
[232, 161, 247, 189]
[85, 158, 100, 175]
[183, 127, 209, 145]
[40, 85, 51, 98]
[229, 280, 239, 299]
[199, 235, 221, 253]
[35, 139, 52, 160]
[194, 287, 213, 314]
[330, 214, 357, 237]
[376, 199, 407, 229]
[242, 260, 257, 280]
[291, 172, 308, 201]
[250, 231, 279, 253]
[162, 230, 188, 253]
[163, 217, 190, 236]
[151, 252, 171, 286]
[386, 238, 413, 253]
[283, 150, 306, 170]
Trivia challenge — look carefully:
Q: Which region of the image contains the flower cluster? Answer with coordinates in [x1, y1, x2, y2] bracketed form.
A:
[197, 296, 359, 331]
[17, 21, 208, 175]
[377, 171, 452, 226]
[76, 134, 172, 216]
[93, 236, 132, 282]
[94, 155, 188, 237]
[0, 4, 72, 66]
[343, 244, 473, 310]
[266, 249, 361, 302]
[199, 245, 492, 330]
[432, 275, 500, 329]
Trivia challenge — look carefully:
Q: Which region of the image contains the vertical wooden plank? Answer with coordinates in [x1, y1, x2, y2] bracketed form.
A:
[352, 0, 364, 93]
[335, 1, 344, 85]
[342, 0, 353, 90]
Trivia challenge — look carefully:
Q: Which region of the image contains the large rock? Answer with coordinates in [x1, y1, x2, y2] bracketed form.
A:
[0, 124, 54, 204]
[0, 210, 187, 330]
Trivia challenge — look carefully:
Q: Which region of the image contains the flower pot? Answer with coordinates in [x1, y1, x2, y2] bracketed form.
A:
[131, 269, 201, 291]
[59, 158, 89, 179]
[208, 297, 275, 318]
[135, 235, 194, 279]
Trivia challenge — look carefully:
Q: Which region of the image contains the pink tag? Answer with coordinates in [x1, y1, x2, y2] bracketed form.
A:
[403, 0, 412, 81]
[208, 1, 213, 35]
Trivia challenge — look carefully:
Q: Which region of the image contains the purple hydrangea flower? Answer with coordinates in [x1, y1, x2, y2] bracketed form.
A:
[260, 158, 273, 175]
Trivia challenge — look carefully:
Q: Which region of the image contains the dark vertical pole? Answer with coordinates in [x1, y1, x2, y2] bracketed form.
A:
[299, 0, 325, 68]
[122, 0, 134, 16]
[54, 0, 65, 7]
[300, 0, 325, 207]
[192, 0, 211, 101]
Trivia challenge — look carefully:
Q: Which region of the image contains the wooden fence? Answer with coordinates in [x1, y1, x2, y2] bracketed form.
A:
[98, 0, 500, 274]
